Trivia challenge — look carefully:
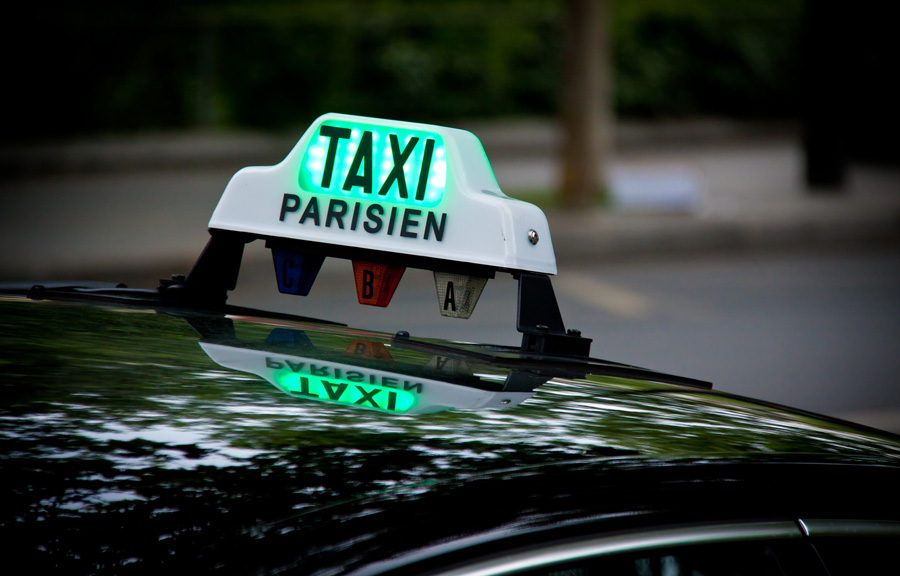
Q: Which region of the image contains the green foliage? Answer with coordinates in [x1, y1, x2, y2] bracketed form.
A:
[613, 0, 803, 118]
[7, 0, 802, 140]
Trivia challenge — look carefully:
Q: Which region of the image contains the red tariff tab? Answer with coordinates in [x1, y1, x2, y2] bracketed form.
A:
[345, 340, 393, 360]
[352, 261, 405, 307]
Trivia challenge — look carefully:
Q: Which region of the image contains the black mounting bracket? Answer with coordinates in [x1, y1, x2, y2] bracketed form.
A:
[157, 230, 253, 308]
[516, 272, 592, 357]
[158, 232, 592, 358]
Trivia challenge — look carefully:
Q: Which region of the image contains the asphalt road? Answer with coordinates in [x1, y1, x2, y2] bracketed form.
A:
[228, 246, 900, 433]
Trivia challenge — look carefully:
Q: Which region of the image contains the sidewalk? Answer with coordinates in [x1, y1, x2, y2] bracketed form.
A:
[467, 119, 900, 262]
[1, 119, 899, 281]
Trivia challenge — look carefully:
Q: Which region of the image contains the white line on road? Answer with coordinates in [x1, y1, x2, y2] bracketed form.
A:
[555, 272, 654, 319]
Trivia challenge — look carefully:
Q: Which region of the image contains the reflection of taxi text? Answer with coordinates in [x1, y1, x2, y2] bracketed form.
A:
[267, 356, 421, 413]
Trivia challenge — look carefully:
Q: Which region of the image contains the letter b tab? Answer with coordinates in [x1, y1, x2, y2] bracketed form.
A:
[352, 260, 406, 307]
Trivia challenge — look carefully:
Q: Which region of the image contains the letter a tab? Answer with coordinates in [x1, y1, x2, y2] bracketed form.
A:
[433, 272, 488, 319]
[352, 261, 406, 307]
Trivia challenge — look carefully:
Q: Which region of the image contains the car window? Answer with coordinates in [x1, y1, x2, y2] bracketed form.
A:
[811, 537, 900, 576]
[509, 540, 824, 576]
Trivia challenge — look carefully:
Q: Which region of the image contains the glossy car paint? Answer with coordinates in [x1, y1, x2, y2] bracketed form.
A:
[2, 297, 899, 574]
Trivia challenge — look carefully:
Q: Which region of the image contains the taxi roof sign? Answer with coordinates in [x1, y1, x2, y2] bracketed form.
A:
[168, 114, 591, 357]
[209, 113, 557, 275]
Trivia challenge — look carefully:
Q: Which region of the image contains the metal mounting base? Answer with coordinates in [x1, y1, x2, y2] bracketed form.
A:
[158, 230, 252, 308]
[516, 272, 592, 357]
[163, 234, 592, 358]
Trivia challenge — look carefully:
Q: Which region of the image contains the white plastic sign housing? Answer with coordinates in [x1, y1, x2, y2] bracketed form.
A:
[209, 113, 557, 275]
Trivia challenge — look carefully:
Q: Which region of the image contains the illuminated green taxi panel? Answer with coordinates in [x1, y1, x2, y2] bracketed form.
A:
[299, 119, 447, 209]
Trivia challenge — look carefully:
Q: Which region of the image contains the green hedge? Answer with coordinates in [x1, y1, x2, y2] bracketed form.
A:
[7, 0, 803, 140]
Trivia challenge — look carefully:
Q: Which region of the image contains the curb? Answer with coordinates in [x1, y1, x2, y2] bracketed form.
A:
[547, 208, 900, 265]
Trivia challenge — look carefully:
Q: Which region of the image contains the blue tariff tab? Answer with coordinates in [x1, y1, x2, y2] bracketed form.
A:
[272, 250, 324, 296]
[265, 328, 315, 349]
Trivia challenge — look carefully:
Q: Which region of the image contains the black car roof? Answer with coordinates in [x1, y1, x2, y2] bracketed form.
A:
[3, 296, 900, 574]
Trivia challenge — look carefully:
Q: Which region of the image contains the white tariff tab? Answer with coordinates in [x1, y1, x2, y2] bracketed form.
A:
[425, 355, 474, 378]
[434, 272, 488, 319]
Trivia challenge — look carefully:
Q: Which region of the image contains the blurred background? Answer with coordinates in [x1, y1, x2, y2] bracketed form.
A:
[4, 1, 804, 136]
[1, 0, 899, 431]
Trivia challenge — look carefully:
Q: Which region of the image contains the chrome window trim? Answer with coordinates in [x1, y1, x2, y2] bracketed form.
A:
[432, 521, 802, 576]
[799, 519, 900, 537]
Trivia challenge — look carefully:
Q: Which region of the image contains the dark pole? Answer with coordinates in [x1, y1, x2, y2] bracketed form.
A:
[561, 0, 611, 208]
[801, 0, 846, 190]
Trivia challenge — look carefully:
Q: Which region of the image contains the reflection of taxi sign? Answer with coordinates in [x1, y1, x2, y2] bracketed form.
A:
[199, 342, 534, 415]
